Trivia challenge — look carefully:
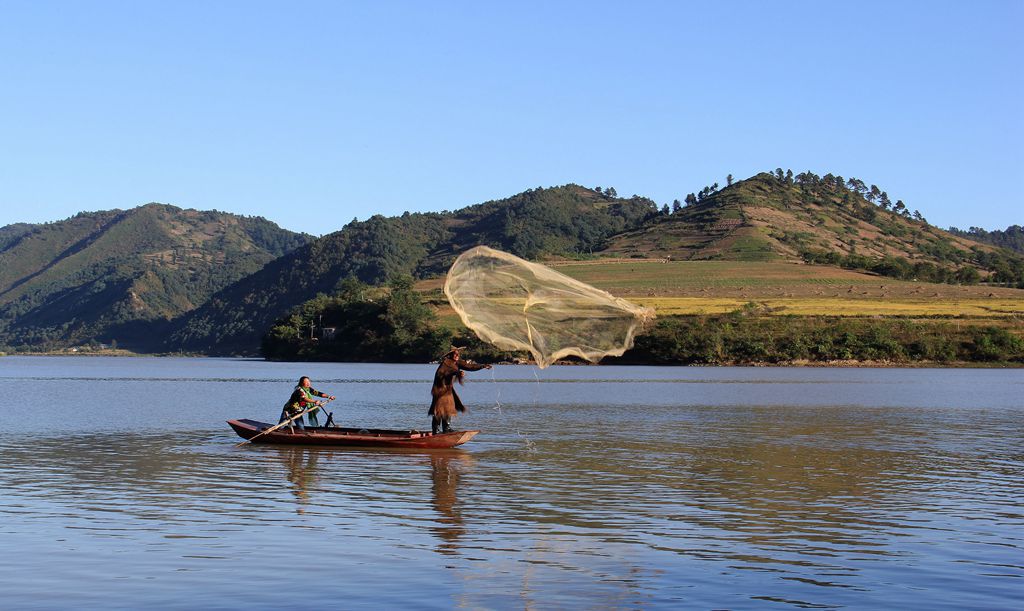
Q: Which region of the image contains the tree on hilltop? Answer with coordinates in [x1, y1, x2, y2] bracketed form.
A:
[879, 192, 891, 210]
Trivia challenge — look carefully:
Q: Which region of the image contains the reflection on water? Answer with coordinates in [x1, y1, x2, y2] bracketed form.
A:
[272, 445, 473, 549]
[429, 453, 472, 552]
[0, 358, 1021, 609]
[280, 447, 320, 513]
[271, 445, 475, 555]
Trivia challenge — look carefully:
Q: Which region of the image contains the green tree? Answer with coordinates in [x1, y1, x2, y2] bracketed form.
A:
[955, 266, 980, 285]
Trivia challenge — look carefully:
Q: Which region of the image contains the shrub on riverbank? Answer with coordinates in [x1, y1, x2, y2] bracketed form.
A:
[621, 313, 1023, 365]
[260, 276, 452, 362]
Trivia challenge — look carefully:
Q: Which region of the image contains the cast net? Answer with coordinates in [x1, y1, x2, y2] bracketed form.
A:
[444, 246, 655, 368]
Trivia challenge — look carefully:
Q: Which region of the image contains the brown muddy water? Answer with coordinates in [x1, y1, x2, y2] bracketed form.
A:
[0, 357, 1021, 609]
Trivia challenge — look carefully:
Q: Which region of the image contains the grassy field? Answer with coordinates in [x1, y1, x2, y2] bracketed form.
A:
[418, 260, 1024, 321]
[632, 297, 1024, 317]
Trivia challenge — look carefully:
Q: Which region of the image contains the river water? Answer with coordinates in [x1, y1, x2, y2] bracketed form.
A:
[0, 357, 1021, 610]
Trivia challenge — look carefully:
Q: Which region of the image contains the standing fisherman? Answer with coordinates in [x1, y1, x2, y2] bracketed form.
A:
[281, 376, 336, 430]
[429, 347, 491, 434]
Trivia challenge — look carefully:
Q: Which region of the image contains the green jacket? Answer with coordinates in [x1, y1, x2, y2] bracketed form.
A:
[283, 386, 329, 414]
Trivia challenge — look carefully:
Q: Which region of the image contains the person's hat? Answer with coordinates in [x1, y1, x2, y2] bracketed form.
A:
[441, 346, 467, 359]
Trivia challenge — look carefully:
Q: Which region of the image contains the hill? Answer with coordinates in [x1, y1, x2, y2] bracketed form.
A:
[166, 185, 656, 353]
[0, 204, 310, 350]
[172, 172, 1023, 356]
[605, 172, 1009, 268]
[948, 225, 1024, 254]
[5, 172, 1021, 358]
[0, 223, 37, 251]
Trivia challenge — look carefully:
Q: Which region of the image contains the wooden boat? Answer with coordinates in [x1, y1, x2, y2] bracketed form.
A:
[227, 419, 479, 449]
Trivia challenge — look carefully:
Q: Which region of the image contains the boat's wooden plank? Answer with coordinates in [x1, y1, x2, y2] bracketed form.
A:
[227, 419, 478, 449]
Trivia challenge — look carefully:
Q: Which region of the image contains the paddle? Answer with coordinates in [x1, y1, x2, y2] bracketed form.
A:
[235, 398, 335, 447]
[322, 406, 337, 428]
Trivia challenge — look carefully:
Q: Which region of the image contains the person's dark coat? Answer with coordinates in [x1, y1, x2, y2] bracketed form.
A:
[429, 354, 488, 420]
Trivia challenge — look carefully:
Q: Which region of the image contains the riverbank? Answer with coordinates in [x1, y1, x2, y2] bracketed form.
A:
[616, 314, 1024, 365]
[0, 348, 202, 358]
[9, 314, 1023, 367]
[11, 352, 1018, 368]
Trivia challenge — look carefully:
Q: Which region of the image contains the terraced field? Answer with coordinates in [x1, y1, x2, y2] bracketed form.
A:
[418, 260, 1024, 320]
[545, 260, 1023, 299]
[632, 297, 1024, 318]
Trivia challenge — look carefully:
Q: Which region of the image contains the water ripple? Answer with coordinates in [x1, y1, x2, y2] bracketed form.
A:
[0, 363, 1021, 610]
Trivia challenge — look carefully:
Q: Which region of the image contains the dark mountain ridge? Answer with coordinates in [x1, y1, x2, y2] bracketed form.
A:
[0, 204, 311, 349]
[166, 185, 656, 353]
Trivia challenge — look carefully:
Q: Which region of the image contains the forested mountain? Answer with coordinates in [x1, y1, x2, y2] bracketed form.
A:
[166, 185, 656, 353]
[0, 204, 310, 350]
[3, 174, 1019, 356]
[169, 174, 1023, 355]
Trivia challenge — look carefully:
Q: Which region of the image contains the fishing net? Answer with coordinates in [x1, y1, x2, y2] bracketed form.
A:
[444, 246, 655, 368]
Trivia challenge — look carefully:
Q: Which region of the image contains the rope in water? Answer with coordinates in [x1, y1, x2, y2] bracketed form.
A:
[488, 366, 536, 452]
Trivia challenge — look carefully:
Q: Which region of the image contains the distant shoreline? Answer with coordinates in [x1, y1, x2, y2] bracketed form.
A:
[3, 350, 1021, 368]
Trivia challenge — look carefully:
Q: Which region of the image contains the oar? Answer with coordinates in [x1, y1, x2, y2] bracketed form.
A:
[301, 397, 335, 428]
[322, 406, 337, 428]
[235, 399, 335, 447]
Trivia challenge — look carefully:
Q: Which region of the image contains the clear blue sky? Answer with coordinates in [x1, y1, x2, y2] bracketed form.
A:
[1, 0, 1021, 234]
